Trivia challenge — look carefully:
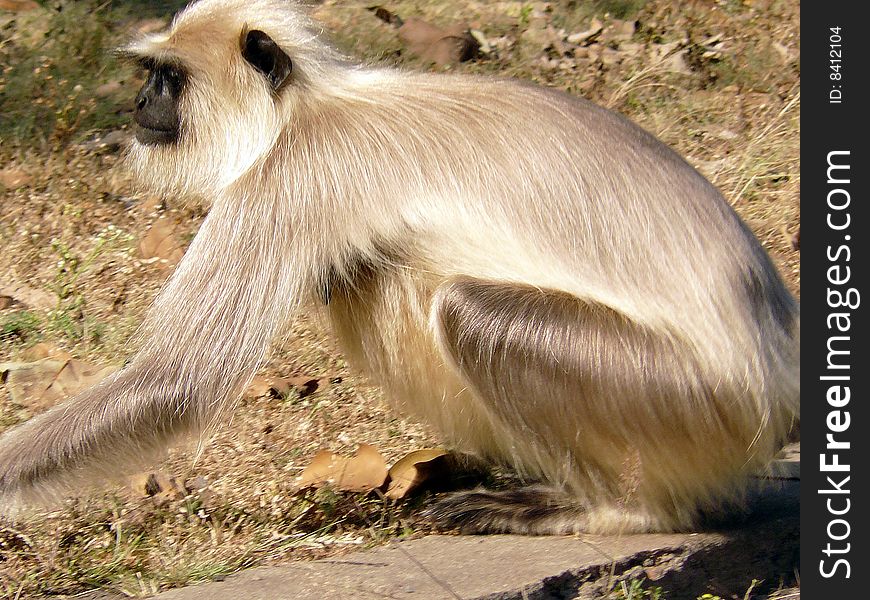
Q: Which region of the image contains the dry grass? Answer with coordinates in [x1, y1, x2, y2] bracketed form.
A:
[0, 0, 799, 597]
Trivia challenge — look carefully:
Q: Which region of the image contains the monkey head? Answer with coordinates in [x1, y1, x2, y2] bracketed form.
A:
[120, 0, 339, 199]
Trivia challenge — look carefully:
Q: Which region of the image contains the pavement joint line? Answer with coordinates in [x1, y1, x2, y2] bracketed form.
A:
[397, 544, 464, 600]
[576, 534, 620, 563]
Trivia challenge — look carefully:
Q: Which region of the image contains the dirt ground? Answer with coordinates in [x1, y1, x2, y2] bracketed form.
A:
[0, 0, 799, 597]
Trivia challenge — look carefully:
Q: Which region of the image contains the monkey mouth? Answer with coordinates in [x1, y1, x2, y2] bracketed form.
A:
[134, 124, 179, 145]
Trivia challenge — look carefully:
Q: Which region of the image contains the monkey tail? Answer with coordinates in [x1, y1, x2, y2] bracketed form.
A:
[426, 486, 675, 535]
[425, 486, 592, 535]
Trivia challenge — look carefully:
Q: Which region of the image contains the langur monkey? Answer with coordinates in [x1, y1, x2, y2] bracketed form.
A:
[0, 0, 799, 535]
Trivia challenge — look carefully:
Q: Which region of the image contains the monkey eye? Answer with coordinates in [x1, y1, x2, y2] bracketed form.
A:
[163, 66, 185, 90]
[136, 59, 186, 95]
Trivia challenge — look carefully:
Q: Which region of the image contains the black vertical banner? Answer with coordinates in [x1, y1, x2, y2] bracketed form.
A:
[802, 4, 867, 598]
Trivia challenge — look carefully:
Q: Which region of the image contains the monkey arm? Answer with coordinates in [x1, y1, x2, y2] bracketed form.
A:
[0, 369, 193, 509]
[0, 191, 302, 513]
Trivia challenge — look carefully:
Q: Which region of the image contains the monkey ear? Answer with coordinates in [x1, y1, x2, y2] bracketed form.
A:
[242, 29, 293, 90]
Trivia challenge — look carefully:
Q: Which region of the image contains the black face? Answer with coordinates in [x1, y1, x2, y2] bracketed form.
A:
[130, 30, 289, 145]
[133, 62, 185, 145]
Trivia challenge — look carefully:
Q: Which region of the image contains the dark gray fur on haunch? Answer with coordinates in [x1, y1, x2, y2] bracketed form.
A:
[0, 0, 798, 534]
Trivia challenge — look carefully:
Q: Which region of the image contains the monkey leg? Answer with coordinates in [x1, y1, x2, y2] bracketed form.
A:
[427, 276, 773, 535]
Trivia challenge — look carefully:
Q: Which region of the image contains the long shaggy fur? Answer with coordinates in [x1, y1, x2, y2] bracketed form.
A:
[0, 0, 798, 534]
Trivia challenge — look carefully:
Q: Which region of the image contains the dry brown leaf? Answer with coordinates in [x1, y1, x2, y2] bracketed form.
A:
[247, 375, 286, 398]
[94, 81, 122, 97]
[130, 472, 161, 496]
[22, 342, 72, 362]
[185, 475, 213, 505]
[246, 375, 275, 398]
[619, 42, 645, 58]
[184, 475, 209, 494]
[649, 41, 691, 74]
[601, 47, 622, 67]
[287, 376, 325, 398]
[296, 450, 340, 489]
[0, 295, 12, 310]
[138, 215, 185, 269]
[129, 472, 185, 506]
[604, 19, 638, 43]
[788, 227, 800, 251]
[0, 283, 55, 311]
[0, 168, 31, 189]
[367, 6, 478, 65]
[140, 195, 165, 214]
[367, 5, 403, 27]
[398, 18, 479, 66]
[0, 0, 39, 13]
[245, 376, 295, 399]
[296, 444, 388, 492]
[385, 448, 450, 499]
[567, 18, 603, 45]
[0, 359, 118, 412]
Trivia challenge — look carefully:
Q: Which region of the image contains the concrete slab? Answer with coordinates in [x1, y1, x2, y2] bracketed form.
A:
[141, 479, 798, 600]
